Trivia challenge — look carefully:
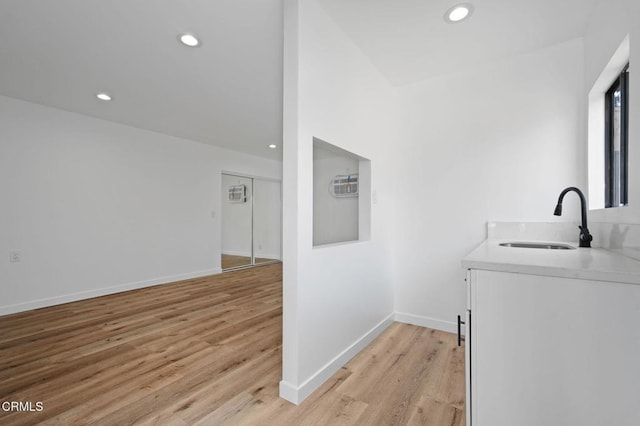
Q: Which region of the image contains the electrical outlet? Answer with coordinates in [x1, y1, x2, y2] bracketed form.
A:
[9, 250, 22, 263]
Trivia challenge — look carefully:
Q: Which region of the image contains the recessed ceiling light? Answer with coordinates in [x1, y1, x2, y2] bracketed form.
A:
[96, 92, 112, 101]
[268, 144, 277, 149]
[445, 3, 474, 23]
[178, 33, 201, 47]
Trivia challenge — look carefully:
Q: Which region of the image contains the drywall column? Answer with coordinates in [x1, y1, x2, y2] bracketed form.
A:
[280, 0, 396, 404]
[281, 0, 301, 396]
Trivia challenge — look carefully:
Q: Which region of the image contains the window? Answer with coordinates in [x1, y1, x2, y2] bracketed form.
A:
[604, 64, 629, 208]
[587, 36, 629, 210]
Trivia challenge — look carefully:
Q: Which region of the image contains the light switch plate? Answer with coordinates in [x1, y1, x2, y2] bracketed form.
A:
[9, 250, 22, 263]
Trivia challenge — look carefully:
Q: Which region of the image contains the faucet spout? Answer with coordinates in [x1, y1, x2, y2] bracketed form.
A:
[553, 187, 592, 248]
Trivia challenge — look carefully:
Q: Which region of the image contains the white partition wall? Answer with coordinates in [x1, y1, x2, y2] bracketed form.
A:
[280, 0, 397, 404]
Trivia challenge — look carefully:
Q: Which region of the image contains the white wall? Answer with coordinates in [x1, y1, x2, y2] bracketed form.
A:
[253, 179, 282, 260]
[281, 0, 397, 403]
[0, 95, 281, 315]
[392, 39, 585, 332]
[585, 0, 640, 224]
[313, 152, 359, 246]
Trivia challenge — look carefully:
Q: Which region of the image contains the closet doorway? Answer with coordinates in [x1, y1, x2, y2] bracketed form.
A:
[221, 173, 282, 270]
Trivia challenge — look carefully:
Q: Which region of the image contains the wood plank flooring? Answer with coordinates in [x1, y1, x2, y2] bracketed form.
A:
[0, 263, 465, 425]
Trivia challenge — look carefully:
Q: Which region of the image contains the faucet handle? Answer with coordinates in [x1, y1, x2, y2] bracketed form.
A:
[579, 226, 593, 242]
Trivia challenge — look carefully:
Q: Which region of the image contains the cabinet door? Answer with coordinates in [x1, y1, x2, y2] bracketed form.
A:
[470, 270, 640, 426]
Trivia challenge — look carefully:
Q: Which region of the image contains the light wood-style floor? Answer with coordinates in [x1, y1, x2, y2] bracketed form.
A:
[0, 263, 465, 425]
[221, 254, 278, 270]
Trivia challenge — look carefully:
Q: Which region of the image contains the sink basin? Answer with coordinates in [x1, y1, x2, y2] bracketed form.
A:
[499, 242, 575, 250]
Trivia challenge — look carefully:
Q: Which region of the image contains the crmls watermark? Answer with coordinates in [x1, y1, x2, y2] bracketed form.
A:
[1, 401, 44, 412]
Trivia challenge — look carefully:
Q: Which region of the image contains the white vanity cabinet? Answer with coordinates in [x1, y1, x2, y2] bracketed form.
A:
[465, 269, 640, 426]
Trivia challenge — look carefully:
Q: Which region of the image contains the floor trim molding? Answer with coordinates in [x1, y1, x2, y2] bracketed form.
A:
[0, 268, 222, 316]
[394, 312, 462, 334]
[279, 312, 394, 405]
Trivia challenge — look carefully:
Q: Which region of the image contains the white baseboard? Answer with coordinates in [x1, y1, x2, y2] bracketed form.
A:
[278, 380, 299, 405]
[279, 312, 394, 405]
[394, 312, 464, 334]
[255, 253, 281, 261]
[221, 250, 252, 257]
[0, 268, 222, 316]
[222, 250, 281, 260]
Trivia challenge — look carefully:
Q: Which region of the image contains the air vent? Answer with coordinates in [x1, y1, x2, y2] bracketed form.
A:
[331, 175, 358, 198]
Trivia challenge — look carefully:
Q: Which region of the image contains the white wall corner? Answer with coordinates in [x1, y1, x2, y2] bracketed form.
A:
[280, 0, 301, 404]
[278, 380, 300, 405]
[278, 313, 394, 405]
[394, 312, 463, 334]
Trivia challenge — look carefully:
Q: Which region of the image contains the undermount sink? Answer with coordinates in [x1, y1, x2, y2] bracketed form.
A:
[499, 242, 576, 250]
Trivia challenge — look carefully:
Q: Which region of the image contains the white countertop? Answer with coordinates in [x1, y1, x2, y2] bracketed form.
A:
[462, 239, 640, 285]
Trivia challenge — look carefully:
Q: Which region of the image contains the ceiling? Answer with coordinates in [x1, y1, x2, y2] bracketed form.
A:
[0, 1, 598, 160]
[317, 0, 598, 86]
[0, 0, 284, 160]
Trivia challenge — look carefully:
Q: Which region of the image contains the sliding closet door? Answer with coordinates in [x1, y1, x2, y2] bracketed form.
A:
[253, 179, 281, 265]
[221, 174, 253, 269]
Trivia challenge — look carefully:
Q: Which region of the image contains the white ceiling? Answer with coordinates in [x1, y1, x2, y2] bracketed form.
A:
[0, 0, 284, 160]
[0, 1, 598, 160]
[317, 0, 598, 86]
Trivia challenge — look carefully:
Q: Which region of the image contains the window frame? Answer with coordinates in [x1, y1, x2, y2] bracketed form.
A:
[604, 63, 629, 208]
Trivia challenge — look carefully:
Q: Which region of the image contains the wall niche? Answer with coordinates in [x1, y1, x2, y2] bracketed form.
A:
[313, 137, 370, 247]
